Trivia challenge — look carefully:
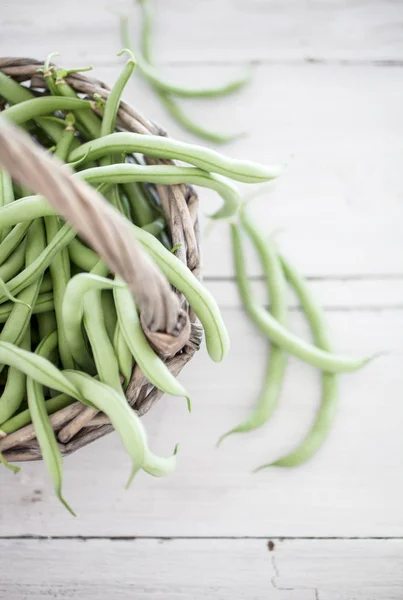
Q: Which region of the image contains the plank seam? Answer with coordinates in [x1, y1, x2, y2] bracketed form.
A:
[1, 536, 402, 541]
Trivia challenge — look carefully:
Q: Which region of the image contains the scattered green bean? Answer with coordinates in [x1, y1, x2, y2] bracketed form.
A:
[231, 223, 371, 373]
[0, 331, 30, 424]
[0, 393, 72, 434]
[255, 255, 338, 470]
[218, 208, 288, 444]
[113, 322, 132, 388]
[0, 222, 31, 264]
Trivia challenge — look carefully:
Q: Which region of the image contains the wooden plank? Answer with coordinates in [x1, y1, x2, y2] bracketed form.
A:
[1, 538, 402, 600]
[1, 0, 403, 63]
[0, 304, 402, 537]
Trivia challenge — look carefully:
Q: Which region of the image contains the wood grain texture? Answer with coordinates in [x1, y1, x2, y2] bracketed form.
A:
[1, 538, 402, 600]
[1, 0, 402, 63]
[0, 302, 402, 537]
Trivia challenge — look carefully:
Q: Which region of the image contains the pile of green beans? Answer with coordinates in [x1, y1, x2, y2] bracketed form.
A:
[218, 204, 374, 469]
[0, 54, 278, 511]
[120, 0, 252, 143]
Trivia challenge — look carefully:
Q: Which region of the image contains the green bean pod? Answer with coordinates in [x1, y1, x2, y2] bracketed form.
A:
[27, 332, 75, 515]
[1, 97, 91, 125]
[113, 282, 190, 407]
[218, 208, 288, 444]
[0, 293, 54, 324]
[0, 220, 46, 356]
[0, 222, 31, 264]
[255, 256, 338, 470]
[0, 242, 27, 282]
[0, 393, 72, 434]
[0, 170, 14, 241]
[113, 322, 132, 388]
[231, 224, 371, 373]
[0, 330, 30, 424]
[69, 132, 282, 184]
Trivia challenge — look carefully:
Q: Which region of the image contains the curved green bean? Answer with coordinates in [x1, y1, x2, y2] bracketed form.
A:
[101, 51, 136, 137]
[27, 331, 75, 515]
[158, 93, 243, 144]
[0, 242, 26, 282]
[0, 222, 31, 263]
[142, 217, 166, 237]
[231, 223, 371, 373]
[0, 170, 14, 241]
[113, 281, 190, 407]
[69, 132, 281, 184]
[82, 262, 122, 390]
[79, 163, 241, 220]
[0, 220, 46, 355]
[0, 331, 30, 424]
[255, 255, 338, 470]
[68, 237, 99, 272]
[133, 225, 229, 363]
[0, 293, 54, 324]
[63, 370, 145, 487]
[44, 124, 76, 369]
[113, 323, 132, 388]
[1, 97, 91, 125]
[0, 223, 76, 304]
[102, 290, 118, 342]
[122, 182, 155, 227]
[218, 209, 288, 444]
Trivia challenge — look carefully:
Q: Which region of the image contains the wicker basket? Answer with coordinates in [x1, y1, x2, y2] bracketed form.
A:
[0, 57, 203, 462]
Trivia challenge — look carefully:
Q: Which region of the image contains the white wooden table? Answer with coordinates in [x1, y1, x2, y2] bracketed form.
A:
[1, 1, 403, 598]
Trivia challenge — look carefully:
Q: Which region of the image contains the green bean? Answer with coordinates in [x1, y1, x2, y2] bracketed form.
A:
[142, 217, 166, 237]
[0, 196, 54, 230]
[0, 331, 30, 424]
[101, 51, 136, 137]
[44, 123, 76, 369]
[63, 370, 145, 487]
[0, 393, 72, 434]
[0, 339, 81, 399]
[133, 225, 229, 363]
[102, 290, 118, 343]
[137, 0, 153, 62]
[0, 223, 76, 304]
[218, 209, 288, 444]
[231, 223, 371, 373]
[0, 220, 46, 359]
[255, 255, 339, 470]
[64, 370, 178, 479]
[53, 73, 102, 140]
[69, 132, 281, 185]
[68, 238, 99, 272]
[113, 323, 132, 388]
[79, 163, 241, 220]
[0, 160, 240, 222]
[0, 170, 14, 241]
[0, 277, 30, 308]
[0, 242, 26, 282]
[39, 274, 53, 294]
[1, 97, 91, 126]
[0, 452, 20, 473]
[113, 281, 191, 408]
[82, 262, 122, 390]
[0, 293, 54, 324]
[99, 52, 136, 215]
[121, 12, 246, 142]
[122, 182, 155, 227]
[27, 331, 75, 515]
[137, 54, 251, 99]
[40, 52, 60, 96]
[62, 272, 122, 371]
[158, 93, 243, 144]
[0, 222, 31, 263]
[37, 311, 57, 341]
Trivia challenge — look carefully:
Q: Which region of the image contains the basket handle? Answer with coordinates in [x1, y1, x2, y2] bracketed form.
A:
[0, 119, 190, 356]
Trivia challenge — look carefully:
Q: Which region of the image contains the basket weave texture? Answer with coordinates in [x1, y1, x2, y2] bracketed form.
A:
[0, 57, 203, 462]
